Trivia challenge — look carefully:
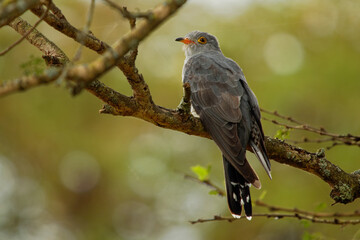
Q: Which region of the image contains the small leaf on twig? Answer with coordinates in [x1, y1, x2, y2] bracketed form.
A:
[274, 127, 290, 140]
[315, 202, 327, 212]
[208, 190, 219, 195]
[300, 219, 311, 228]
[191, 164, 211, 181]
[20, 55, 45, 76]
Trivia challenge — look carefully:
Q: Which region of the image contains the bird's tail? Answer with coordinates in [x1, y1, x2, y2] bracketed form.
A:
[223, 156, 252, 220]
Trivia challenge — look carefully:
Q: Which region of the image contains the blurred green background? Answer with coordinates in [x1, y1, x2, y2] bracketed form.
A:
[0, 0, 360, 239]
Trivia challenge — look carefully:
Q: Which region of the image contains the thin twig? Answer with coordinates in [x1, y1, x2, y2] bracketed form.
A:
[185, 172, 360, 225]
[184, 174, 225, 197]
[102, 0, 151, 20]
[261, 109, 360, 148]
[62, 0, 96, 95]
[189, 214, 360, 225]
[8, 17, 69, 63]
[31, 2, 111, 54]
[0, 0, 51, 56]
[255, 200, 360, 218]
[0, 0, 40, 27]
[72, 0, 96, 62]
[47, 0, 66, 20]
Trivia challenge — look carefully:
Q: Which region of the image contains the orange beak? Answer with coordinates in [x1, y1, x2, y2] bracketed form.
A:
[175, 37, 194, 45]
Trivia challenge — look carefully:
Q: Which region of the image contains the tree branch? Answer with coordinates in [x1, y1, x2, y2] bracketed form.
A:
[96, 90, 360, 204]
[31, 1, 153, 102]
[265, 139, 360, 204]
[0, 0, 41, 27]
[103, 0, 152, 20]
[8, 17, 69, 63]
[0, 0, 51, 56]
[255, 200, 360, 218]
[0, 69, 62, 95]
[189, 213, 360, 225]
[31, 1, 109, 54]
[0, 0, 187, 96]
[184, 174, 226, 197]
[184, 173, 360, 225]
[261, 108, 360, 148]
[1, 0, 359, 207]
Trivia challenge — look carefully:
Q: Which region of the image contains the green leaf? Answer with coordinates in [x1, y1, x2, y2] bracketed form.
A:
[302, 231, 312, 240]
[208, 190, 218, 195]
[315, 202, 327, 211]
[300, 219, 311, 228]
[274, 127, 290, 140]
[302, 231, 324, 240]
[258, 190, 267, 201]
[191, 164, 211, 181]
[20, 55, 45, 76]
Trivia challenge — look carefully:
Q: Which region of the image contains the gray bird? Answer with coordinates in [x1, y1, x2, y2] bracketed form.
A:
[176, 31, 271, 219]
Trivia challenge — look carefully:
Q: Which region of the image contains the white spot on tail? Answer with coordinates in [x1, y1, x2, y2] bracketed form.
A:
[231, 213, 241, 219]
[232, 193, 237, 201]
[230, 181, 239, 186]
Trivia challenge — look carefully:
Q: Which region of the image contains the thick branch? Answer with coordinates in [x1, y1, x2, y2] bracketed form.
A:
[1, 0, 358, 206]
[265, 139, 360, 203]
[7, 16, 68, 62]
[31, 1, 154, 103]
[0, 17, 67, 97]
[99, 90, 360, 204]
[0, 0, 187, 97]
[0, 69, 61, 95]
[0, 0, 40, 27]
[31, 2, 109, 54]
[86, 80, 137, 116]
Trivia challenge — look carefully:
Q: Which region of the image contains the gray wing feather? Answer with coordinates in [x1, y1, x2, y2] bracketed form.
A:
[183, 53, 264, 188]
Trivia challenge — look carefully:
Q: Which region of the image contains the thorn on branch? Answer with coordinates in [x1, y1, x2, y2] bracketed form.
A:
[100, 104, 116, 114]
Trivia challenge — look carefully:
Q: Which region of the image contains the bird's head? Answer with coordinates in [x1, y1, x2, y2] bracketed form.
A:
[175, 31, 221, 58]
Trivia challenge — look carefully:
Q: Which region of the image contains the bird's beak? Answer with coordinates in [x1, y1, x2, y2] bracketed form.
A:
[175, 37, 194, 45]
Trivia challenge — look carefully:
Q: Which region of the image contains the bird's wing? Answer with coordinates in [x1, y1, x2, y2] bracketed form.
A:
[220, 56, 271, 179]
[183, 54, 261, 188]
[241, 80, 272, 178]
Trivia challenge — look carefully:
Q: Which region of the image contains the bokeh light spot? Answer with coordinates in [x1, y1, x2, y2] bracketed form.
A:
[302, 3, 338, 37]
[264, 33, 305, 75]
[113, 201, 156, 239]
[58, 151, 101, 193]
[158, 225, 202, 240]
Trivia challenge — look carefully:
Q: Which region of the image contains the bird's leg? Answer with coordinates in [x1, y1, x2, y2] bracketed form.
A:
[176, 82, 191, 115]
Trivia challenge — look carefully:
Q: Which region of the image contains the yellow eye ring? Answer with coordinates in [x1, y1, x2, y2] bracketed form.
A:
[197, 37, 207, 44]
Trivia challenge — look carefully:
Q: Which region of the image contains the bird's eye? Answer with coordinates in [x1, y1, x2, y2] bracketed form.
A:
[197, 37, 207, 44]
